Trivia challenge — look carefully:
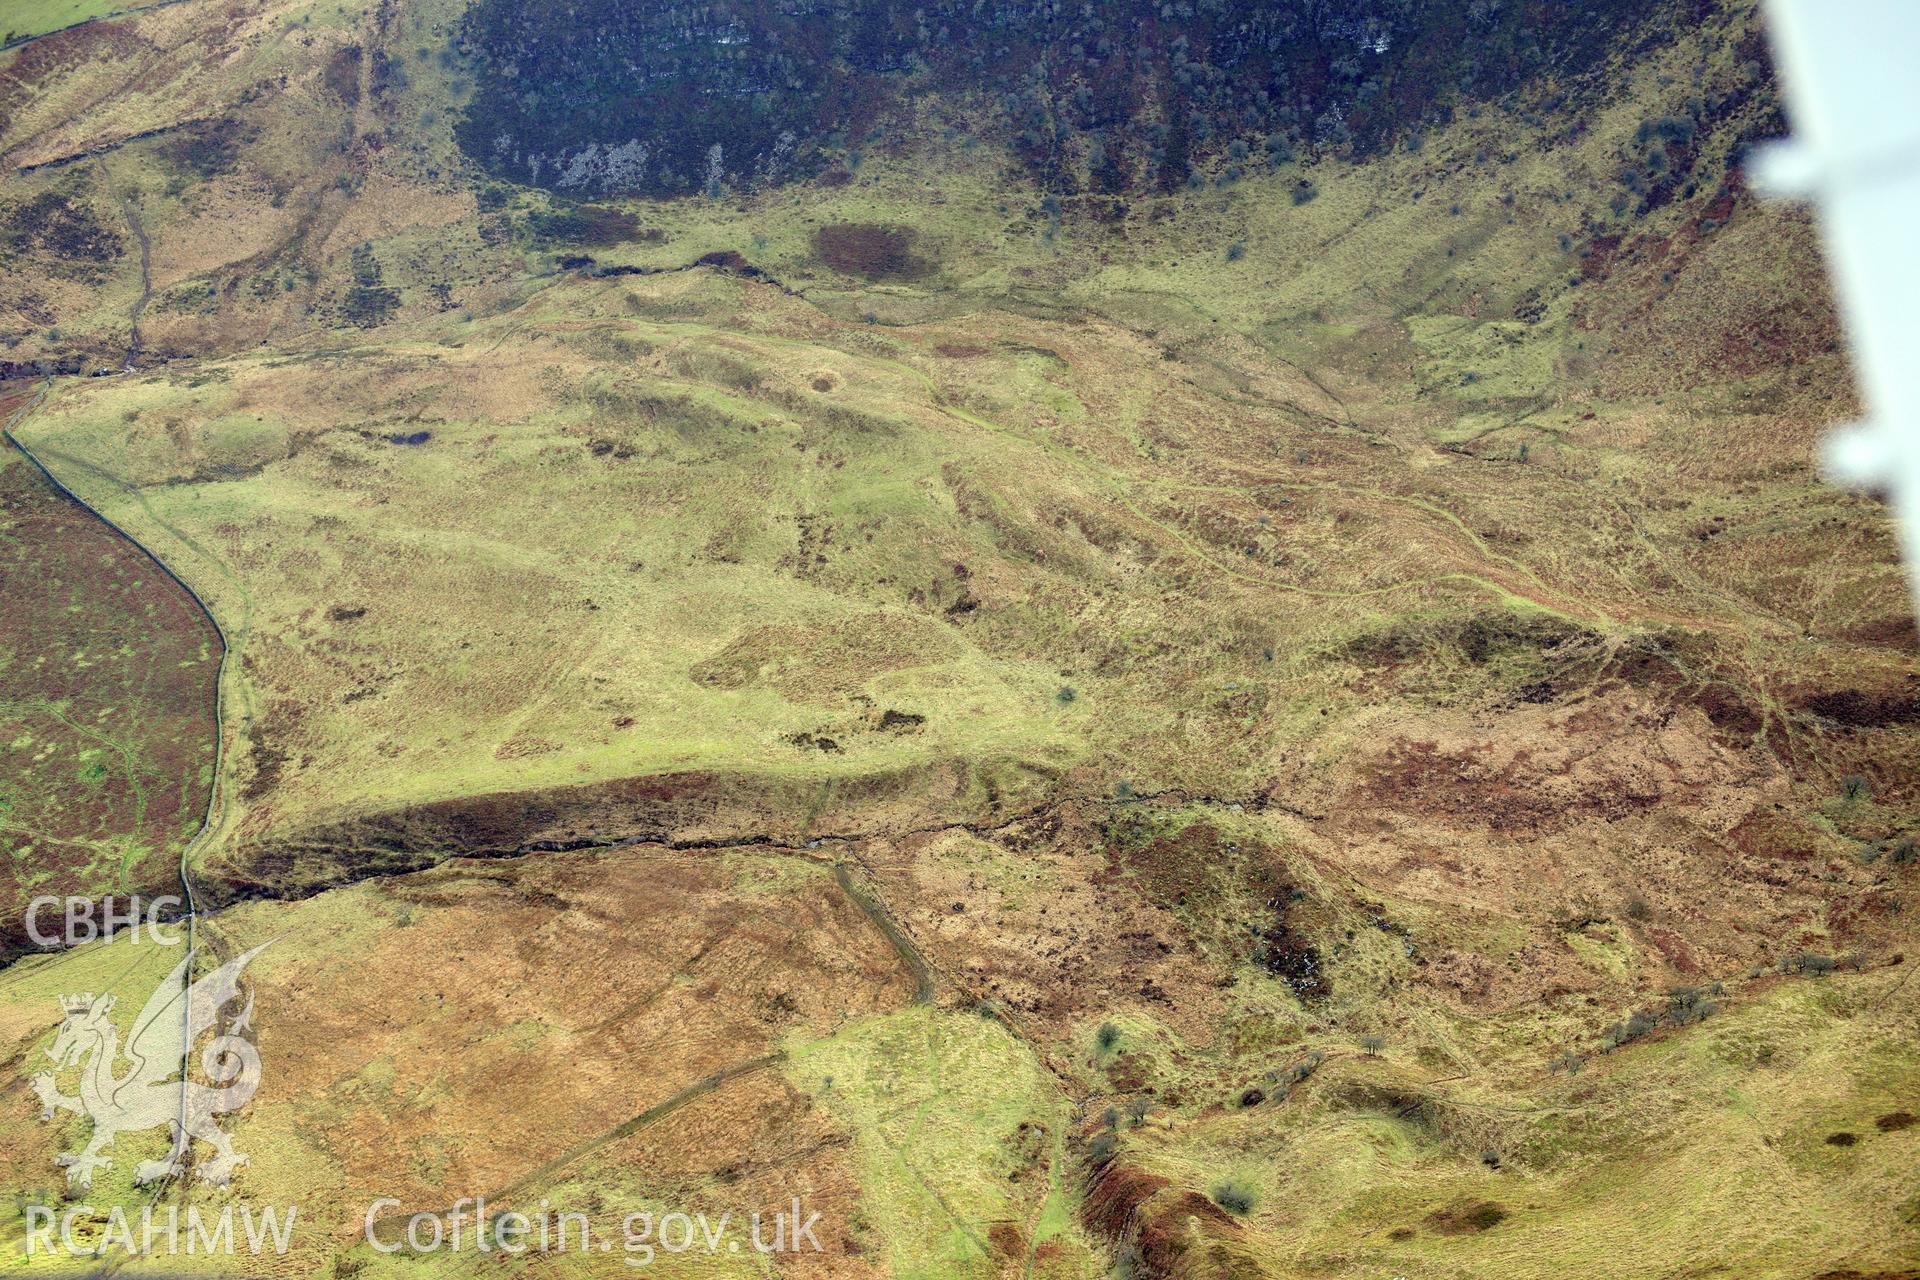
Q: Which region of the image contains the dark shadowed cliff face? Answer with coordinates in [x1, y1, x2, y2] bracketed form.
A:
[454, 0, 1674, 197]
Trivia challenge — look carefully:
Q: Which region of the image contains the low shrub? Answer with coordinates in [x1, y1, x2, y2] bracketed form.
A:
[1211, 1182, 1256, 1215]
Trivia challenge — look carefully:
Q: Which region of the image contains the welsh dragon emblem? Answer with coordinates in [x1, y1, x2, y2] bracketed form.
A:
[31, 943, 271, 1190]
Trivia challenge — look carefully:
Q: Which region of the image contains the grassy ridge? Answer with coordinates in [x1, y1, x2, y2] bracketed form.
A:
[786, 1005, 1099, 1278]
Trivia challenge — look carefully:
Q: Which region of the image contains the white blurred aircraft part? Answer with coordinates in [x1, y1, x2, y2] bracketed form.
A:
[1756, 0, 1920, 611]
